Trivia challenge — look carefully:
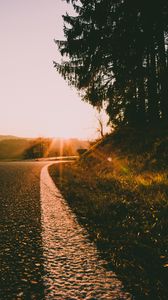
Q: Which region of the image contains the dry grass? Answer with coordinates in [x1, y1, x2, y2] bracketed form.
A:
[49, 129, 168, 299]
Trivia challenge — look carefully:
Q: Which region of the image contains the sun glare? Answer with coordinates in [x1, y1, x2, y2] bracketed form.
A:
[0, 0, 99, 140]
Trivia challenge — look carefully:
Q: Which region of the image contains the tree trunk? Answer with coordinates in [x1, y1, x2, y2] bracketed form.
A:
[157, 29, 168, 121]
[137, 56, 146, 126]
[147, 40, 160, 124]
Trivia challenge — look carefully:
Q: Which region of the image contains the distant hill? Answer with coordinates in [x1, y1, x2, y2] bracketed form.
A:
[0, 138, 30, 160]
[0, 135, 21, 141]
[0, 136, 89, 160]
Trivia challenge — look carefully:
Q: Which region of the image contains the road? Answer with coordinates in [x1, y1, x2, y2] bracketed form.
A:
[0, 162, 46, 300]
[0, 162, 132, 300]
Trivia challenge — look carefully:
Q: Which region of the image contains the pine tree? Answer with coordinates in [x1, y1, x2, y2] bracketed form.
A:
[54, 0, 168, 128]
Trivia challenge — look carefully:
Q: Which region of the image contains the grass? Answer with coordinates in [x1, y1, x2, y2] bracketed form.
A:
[49, 128, 168, 300]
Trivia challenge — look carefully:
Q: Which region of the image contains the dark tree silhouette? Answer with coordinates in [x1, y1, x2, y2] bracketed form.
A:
[24, 138, 51, 159]
[54, 0, 168, 128]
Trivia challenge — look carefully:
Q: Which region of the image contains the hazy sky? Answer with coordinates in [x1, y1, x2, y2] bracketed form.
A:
[0, 0, 103, 139]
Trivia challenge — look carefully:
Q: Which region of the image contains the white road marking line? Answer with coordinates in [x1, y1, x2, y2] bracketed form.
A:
[40, 163, 132, 300]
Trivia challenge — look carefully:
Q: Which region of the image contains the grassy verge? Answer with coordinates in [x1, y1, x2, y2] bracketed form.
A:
[49, 130, 168, 299]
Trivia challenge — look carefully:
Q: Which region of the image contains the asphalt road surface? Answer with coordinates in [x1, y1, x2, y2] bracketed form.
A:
[0, 162, 132, 300]
[0, 162, 46, 300]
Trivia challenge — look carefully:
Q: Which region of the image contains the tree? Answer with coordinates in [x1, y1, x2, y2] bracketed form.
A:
[24, 138, 51, 159]
[54, 0, 168, 128]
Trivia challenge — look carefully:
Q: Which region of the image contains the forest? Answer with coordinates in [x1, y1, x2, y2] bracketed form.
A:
[55, 0, 168, 128]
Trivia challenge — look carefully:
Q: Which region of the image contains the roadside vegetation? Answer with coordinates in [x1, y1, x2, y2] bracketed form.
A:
[49, 127, 168, 300]
[52, 1, 168, 298]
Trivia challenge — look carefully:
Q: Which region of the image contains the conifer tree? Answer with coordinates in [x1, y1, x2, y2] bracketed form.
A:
[54, 0, 168, 128]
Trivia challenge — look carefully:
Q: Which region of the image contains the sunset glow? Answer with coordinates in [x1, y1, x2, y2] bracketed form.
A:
[0, 0, 101, 139]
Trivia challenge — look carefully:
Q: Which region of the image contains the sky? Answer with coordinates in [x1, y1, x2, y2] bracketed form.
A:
[0, 0, 108, 139]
